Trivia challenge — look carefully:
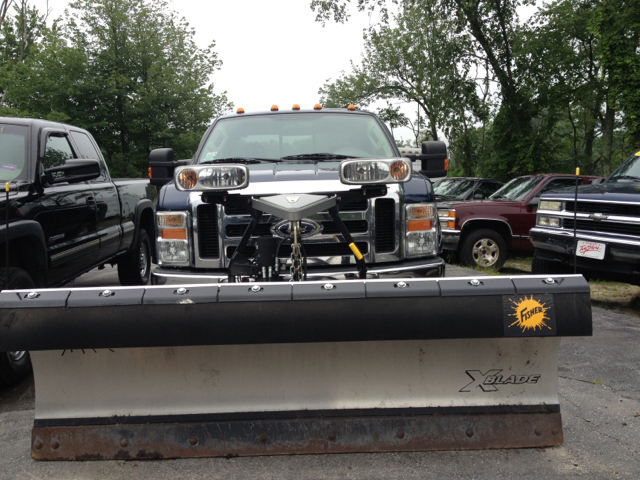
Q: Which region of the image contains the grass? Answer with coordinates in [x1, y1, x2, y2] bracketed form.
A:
[448, 253, 640, 318]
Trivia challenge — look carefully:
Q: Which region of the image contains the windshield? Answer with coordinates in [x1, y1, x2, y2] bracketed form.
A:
[433, 178, 475, 200]
[197, 113, 395, 163]
[608, 152, 640, 183]
[0, 124, 28, 182]
[489, 176, 543, 201]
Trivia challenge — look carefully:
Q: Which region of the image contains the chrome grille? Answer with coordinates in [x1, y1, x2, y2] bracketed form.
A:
[565, 201, 639, 217]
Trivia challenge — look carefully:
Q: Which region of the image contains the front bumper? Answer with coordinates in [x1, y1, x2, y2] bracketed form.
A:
[152, 257, 446, 285]
[530, 227, 640, 282]
[441, 230, 461, 250]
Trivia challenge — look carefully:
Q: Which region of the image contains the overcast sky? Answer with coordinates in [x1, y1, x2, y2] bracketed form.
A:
[31, 1, 381, 111]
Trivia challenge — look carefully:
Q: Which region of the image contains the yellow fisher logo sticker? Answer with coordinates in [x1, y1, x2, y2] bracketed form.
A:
[503, 294, 556, 336]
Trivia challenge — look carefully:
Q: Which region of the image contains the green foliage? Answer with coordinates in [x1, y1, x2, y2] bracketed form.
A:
[1, 0, 231, 177]
[311, 0, 638, 180]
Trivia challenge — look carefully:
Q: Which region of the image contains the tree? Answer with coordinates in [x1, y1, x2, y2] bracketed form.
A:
[312, 0, 558, 178]
[2, 0, 231, 177]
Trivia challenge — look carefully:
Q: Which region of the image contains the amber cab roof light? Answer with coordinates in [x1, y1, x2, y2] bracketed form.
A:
[292, 104, 300, 111]
[236, 108, 244, 114]
[314, 104, 322, 110]
[347, 104, 356, 111]
[271, 105, 279, 112]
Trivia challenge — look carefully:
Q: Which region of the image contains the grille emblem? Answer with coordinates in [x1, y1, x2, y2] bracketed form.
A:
[590, 213, 608, 222]
[271, 219, 323, 239]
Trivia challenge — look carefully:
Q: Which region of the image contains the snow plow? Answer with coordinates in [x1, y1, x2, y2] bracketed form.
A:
[0, 107, 592, 460]
[1, 274, 591, 460]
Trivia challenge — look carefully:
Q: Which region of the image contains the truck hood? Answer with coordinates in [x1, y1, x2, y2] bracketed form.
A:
[541, 182, 640, 202]
[159, 161, 433, 209]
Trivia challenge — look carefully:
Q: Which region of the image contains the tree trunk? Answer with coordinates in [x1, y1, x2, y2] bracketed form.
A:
[601, 100, 615, 176]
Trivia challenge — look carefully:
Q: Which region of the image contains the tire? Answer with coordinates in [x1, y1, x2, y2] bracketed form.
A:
[117, 229, 151, 285]
[531, 249, 567, 275]
[459, 229, 508, 270]
[0, 268, 34, 388]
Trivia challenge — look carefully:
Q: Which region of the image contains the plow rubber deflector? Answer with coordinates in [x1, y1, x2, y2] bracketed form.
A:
[0, 275, 592, 460]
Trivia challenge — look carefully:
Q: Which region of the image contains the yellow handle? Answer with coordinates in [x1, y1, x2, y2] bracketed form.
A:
[575, 168, 580, 176]
[348, 242, 363, 260]
[5, 183, 9, 192]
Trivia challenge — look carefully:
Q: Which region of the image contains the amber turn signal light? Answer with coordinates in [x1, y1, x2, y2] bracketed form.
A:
[407, 220, 432, 232]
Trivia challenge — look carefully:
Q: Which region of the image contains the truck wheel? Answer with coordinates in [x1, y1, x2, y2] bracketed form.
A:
[117, 229, 151, 285]
[531, 249, 566, 275]
[459, 229, 508, 270]
[0, 268, 34, 388]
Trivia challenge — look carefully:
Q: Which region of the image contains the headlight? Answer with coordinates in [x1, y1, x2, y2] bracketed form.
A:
[405, 203, 437, 256]
[175, 165, 249, 191]
[437, 208, 456, 229]
[539, 200, 562, 211]
[537, 216, 561, 227]
[340, 159, 412, 184]
[156, 212, 190, 265]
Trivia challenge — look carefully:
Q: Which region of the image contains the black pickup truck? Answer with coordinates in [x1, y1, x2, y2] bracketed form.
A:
[530, 149, 640, 286]
[0, 117, 157, 385]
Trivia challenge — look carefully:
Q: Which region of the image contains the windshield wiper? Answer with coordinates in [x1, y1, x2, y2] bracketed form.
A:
[200, 157, 281, 165]
[280, 153, 359, 160]
[610, 175, 640, 182]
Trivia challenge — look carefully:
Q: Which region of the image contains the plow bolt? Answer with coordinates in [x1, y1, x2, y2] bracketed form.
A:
[176, 288, 187, 295]
[27, 292, 39, 299]
[258, 434, 267, 443]
[465, 429, 474, 438]
[323, 284, 335, 290]
[396, 430, 405, 439]
[51, 441, 60, 450]
[100, 290, 113, 297]
[469, 279, 481, 286]
[251, 285, 262, 293]
[395, 282, 408, 289]
[551, 428, 559, 436]
[544, 278, 556, 285]
[189, 437, 198, 446]
[534, 427, 543, 436]
[327, 430, 336, 441]
[33, 442, 42, 450]
[120, 439, 128, 448]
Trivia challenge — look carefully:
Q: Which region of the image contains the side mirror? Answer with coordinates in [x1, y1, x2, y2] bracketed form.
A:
[149, 149, 191, 186]
[527, 197, 540, 207]
[400, 141, 448, 178]
[42, 159, 101, 186]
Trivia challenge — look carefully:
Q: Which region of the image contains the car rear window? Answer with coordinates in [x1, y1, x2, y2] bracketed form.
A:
[0, 124, 28, 182]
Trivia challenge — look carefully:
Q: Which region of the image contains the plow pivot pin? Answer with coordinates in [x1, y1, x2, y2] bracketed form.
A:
[176, 288, 187, 295]
[534, 427, 543, 436]
[396, 430, 405, 439]
[258, 434, 267, 443]
[469, 279, 481, 286]
[327, 430, 336, 441]
[27, 292, 39, 299]
[33, 442, 42, 450]
[396, 282, 408, 289]
[323, 284, 335, 290]
[544, 278, 556, 285]
[51, 441, 60, 450]
[100, 290, 114, 297]
[120, 439, 128, 447]
[465, 429, 474, 438]
[189, 437, 198, 446]
[251, 285, 262, 293]
[551, 428, 559, 435]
